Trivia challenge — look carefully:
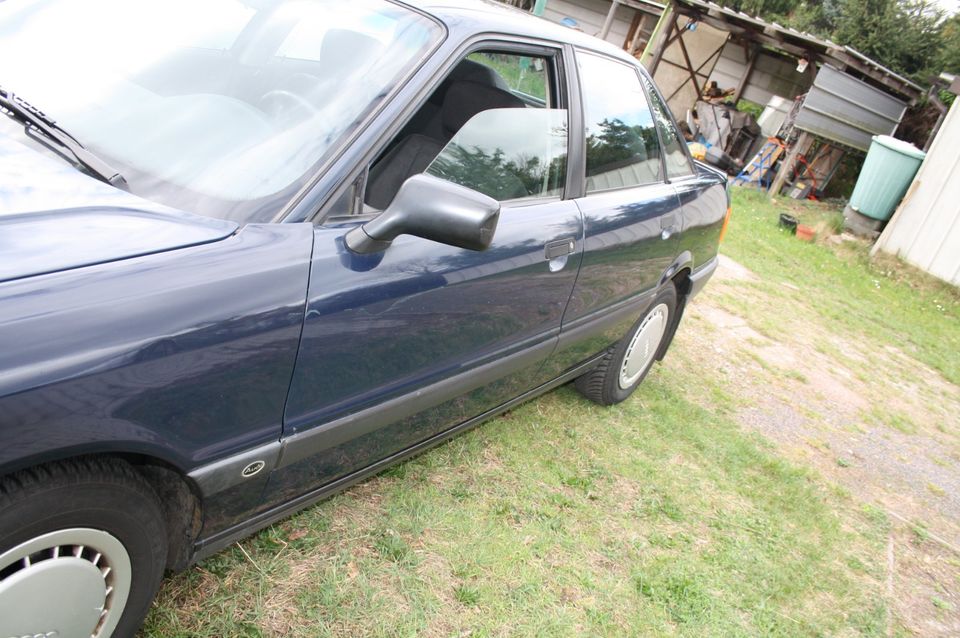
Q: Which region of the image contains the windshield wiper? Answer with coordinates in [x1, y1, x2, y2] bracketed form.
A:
[0, 86, 128, 190]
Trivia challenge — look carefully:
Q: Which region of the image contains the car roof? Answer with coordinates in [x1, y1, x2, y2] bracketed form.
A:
[406, 0, 641, 65]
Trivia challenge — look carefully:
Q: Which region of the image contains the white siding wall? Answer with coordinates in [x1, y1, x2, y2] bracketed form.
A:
[541, 0, 635, 46]
[874, 100, 960, 286]
[708, 41, 813, 107]
[652, 21, 728, 118]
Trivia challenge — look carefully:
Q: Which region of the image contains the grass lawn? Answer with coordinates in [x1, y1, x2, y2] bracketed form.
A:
[720, 189, 959, 387]
[141, 188, 959, 636]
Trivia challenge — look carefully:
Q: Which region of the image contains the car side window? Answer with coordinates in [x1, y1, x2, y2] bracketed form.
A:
[425, 108, 567, 201]
[640, 75, 696, 179]
[467, 52, 551, 107]
[576, 51, 662, 193]
[360, 49, 565, 211]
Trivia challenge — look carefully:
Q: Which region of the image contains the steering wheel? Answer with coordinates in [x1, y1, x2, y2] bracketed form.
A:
[259, 89, 319, 120]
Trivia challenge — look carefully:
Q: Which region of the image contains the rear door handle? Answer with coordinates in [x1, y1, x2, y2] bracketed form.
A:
[661, 212, 679, 241]
[544, 238, 576, 260]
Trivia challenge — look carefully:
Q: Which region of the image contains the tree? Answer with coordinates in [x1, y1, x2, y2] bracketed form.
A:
[937, 13, 960, 74]
[715, 0, 947, 80]
[428, 144, 566, 200]
[788, 0, 843, 35]
[585, 118, 661, 176]
[834, 0, 943, 77]
[718, 0, 803, 21]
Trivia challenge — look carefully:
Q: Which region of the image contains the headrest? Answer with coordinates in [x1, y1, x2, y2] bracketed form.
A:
[447, 59, 511, 92]
[441, 80, 526, 134]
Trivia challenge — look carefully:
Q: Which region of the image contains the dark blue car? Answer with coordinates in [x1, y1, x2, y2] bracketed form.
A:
[0, 0, 728, 634]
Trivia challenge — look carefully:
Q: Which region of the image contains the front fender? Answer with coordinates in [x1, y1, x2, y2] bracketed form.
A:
[0, 223, 314, 481]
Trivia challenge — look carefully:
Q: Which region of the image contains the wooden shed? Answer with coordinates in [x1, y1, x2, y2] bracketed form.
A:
[639, 0, 922, 119]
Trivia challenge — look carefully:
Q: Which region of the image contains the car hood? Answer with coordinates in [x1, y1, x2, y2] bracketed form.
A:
[0, 134, 239, 283]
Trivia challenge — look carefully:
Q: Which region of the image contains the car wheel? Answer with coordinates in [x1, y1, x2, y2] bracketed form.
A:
[0, 458, 167, 638]
[575, 284, 677, 406]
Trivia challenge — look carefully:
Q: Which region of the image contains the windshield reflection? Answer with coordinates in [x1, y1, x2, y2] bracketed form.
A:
[0, 0, 442, 222]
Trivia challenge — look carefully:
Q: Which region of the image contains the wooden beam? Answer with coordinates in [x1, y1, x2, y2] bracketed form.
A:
[619, 0, 663, 12]
[691, 15, 751, 37]
[627, 11, 657, 55]
[664, 38, 726, 104]
[769, 131, 812, 197]
[731, 42, 758, 103]
[745, 32, 814, 58]
[806, 57, 818, 83]
[643, 4, 677, 74]
[661, 17, 697, 49]
[698, 41, 727, 75]
[597, 0, 620, 40]
[674, 22, 703, 98]
[624, 11, 643, 50]
[599, 0, 620, 40]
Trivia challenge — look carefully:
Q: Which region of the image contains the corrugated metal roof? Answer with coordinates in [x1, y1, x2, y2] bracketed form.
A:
[794, 65, 907, 151]
[668, 0, 923, 100]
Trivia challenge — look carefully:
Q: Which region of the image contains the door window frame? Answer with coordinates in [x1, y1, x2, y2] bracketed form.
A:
[571, 47, 671, 194]
[311, 34, 575, 224]
[636, 68, 698, 183]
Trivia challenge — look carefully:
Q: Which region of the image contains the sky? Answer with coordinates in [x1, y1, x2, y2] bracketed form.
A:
[936, 0, 959, 16]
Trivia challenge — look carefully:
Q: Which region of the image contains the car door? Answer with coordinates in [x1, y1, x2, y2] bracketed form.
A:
[267, 44, 584, 500]
[544, 50, 685, 376]
[638, 71, 724, 270]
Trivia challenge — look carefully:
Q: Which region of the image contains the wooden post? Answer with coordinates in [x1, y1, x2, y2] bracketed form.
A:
[731, 43, 758, 103]
[625, 11, 645, 52]
[640, 3, 676, 74]
[674, 26, 702, 98]
[769, 131, 811, 197]
[599, 0, 620, 40]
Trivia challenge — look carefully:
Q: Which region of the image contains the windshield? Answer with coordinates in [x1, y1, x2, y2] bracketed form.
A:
[0, 0, 442, 222]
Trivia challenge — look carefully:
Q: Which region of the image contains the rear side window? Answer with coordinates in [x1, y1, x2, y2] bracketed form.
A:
[641, 75, 696, 179]
[576, 52, 662, 193]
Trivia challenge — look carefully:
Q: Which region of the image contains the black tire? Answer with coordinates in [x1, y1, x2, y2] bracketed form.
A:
[0, 457, 167, 637]
[575, 284, 678, 406]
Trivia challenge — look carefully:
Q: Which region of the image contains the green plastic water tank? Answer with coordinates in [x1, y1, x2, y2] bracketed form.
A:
[849, 135, 925, 221]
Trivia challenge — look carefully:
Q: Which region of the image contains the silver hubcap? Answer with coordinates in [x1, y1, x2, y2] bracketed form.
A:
[0, 528, 132, 638]
[619, 303, 669, 389]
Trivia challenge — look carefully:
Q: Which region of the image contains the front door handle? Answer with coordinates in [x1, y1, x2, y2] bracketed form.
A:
[661, 228, 674, 241]
[544, 238, 576, 260]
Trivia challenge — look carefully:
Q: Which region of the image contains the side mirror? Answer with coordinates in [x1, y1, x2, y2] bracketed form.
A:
[345, 174, 500, 254]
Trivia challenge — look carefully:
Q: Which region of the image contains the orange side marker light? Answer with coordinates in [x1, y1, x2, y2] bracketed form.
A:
[719, 206, 732, 243]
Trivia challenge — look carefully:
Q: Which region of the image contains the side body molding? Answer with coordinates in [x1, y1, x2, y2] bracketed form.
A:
[275, 337, 554, 469]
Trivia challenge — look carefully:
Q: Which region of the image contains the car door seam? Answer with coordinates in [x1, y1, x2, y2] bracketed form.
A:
[276, 226, 317, 463]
